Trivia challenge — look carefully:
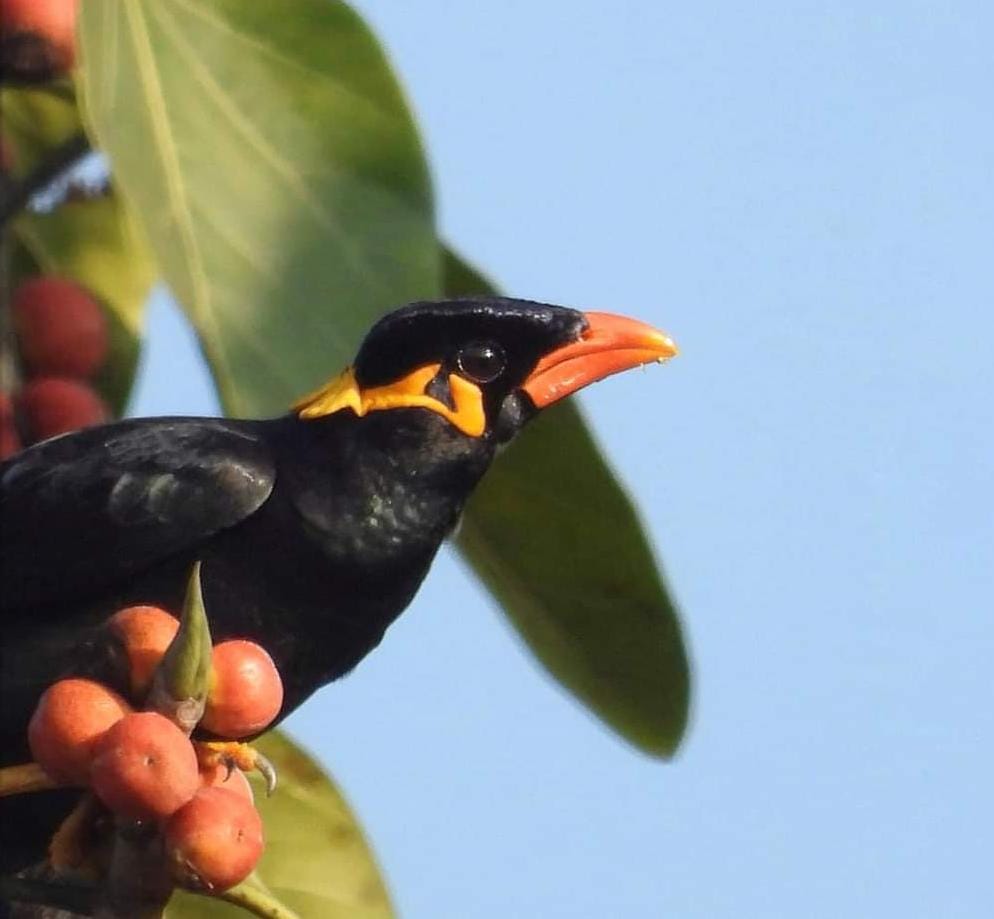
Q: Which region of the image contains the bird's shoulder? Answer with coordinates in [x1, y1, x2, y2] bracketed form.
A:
[0, 416, 278, 610]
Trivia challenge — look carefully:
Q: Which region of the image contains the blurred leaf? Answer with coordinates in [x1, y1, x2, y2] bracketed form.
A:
[448, 251, 691, 757]
[76, 0, 439, 417]
[167, 881, 300, 919]
[1, 87, 154, 414]
[165, 731, 393, 919]
[166, 891, 245, 919]
[0, 85, 78, 176]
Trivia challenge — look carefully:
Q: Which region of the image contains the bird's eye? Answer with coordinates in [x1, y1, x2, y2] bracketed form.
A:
[456, 341, 506, 384]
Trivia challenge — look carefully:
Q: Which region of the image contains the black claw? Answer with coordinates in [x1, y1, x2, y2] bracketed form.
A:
[254, 752, 278, 796]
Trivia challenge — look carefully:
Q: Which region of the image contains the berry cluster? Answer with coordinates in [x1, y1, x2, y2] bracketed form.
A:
[1, 276, 111, 459]
[27, 605, 285, 893]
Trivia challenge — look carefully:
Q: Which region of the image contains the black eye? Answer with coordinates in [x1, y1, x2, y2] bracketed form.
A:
[457, 341, 506, 384]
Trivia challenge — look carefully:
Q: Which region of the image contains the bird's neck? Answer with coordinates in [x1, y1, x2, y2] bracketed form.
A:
[276, 409, 495, 563]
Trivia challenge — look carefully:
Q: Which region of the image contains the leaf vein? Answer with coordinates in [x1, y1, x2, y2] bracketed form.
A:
[163, 0, 403, 124]
[147, 1, 391, 298]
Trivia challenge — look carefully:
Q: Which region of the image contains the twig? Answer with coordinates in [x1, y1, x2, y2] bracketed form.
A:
[0, 875, 98, 915]
[0, 131, 91, 230]
[0, 762, 62, 798]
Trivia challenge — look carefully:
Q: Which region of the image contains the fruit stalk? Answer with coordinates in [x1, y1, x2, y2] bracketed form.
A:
[217, 879, 303, 919]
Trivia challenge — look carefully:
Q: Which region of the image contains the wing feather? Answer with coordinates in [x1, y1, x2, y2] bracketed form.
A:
[0, 417, 276, 611]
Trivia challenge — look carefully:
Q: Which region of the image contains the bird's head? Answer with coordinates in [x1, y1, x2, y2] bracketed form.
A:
[293, 297, 677, 443]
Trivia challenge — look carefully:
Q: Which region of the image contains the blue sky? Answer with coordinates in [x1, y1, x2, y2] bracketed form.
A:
[131, 2, 994, 915]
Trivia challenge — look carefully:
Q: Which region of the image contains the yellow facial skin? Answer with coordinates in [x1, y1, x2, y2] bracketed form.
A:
[293, 364, 487, 437]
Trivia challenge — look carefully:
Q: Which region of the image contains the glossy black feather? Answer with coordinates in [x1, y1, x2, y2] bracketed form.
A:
[0, 418, 275, 612]
[0, 409, 490, 726]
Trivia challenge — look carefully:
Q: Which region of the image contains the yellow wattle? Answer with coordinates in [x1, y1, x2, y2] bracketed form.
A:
[292, 364, 487, 437]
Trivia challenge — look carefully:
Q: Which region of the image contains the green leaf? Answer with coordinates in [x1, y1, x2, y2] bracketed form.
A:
[76, 0, 439, 417]
[1, 88, 154, 414]
[165, 732, 394, 919]
[447, 251, 691, 757]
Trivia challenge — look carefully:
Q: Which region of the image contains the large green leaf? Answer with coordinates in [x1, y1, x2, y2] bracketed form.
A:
[76, 0, 439, 416]
[75, 0, 688, 756]
[1, 88, 153, 413]
[166, 731, 394, 919]
[448, 251, 691, 757]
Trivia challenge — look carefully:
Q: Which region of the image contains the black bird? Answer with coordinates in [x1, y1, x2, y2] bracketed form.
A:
[0, 296, 675, 874]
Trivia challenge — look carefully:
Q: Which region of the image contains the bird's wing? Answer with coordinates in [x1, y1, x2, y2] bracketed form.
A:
[0, 417, 276, 611]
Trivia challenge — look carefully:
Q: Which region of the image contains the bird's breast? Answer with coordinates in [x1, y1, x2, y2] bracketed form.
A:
[289, 467, 461, 566]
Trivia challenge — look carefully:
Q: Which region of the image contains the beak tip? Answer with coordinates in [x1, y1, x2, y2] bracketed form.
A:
[523, 312, 678, 408]
[646, 330, 678, 360]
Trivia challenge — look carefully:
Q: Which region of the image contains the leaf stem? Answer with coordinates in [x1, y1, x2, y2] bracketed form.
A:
[0, 131, 91, 229]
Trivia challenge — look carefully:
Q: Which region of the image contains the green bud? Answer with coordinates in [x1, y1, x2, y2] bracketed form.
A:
[148, 561, 213, 732]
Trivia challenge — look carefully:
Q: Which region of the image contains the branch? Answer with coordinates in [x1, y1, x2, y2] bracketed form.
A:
[0, 132, 91, 230]
[0, 874, 98, 915]
[0, 762, 61, 798]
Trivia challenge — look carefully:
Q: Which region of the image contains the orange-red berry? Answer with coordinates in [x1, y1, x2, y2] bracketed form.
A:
[201, 641, 284, 739]
[16, 377, 109, 442]
[90, 712, 200, 821]
[12, 277, 108, 379]
[0, 0, 78, 74]
[164, 787, 264, 892]
[108, 605, 180, 699]
[27, 678, 132, 785]
[0, 392, 21, 459]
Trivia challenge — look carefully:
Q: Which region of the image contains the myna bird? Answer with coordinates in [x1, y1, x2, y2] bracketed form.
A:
[0, 296, 676, 875]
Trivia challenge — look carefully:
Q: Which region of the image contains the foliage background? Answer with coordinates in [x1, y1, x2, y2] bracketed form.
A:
[102, 0, 991, 917]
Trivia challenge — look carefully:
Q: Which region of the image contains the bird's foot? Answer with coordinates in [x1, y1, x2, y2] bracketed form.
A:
[195, 740, 278, 795]
[0, 761, 61, 797]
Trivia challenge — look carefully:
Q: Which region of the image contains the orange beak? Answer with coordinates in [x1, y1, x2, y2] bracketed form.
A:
[522, 312, 678, 408]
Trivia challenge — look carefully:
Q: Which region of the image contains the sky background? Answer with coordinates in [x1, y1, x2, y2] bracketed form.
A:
[129, 2, 993, 916]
